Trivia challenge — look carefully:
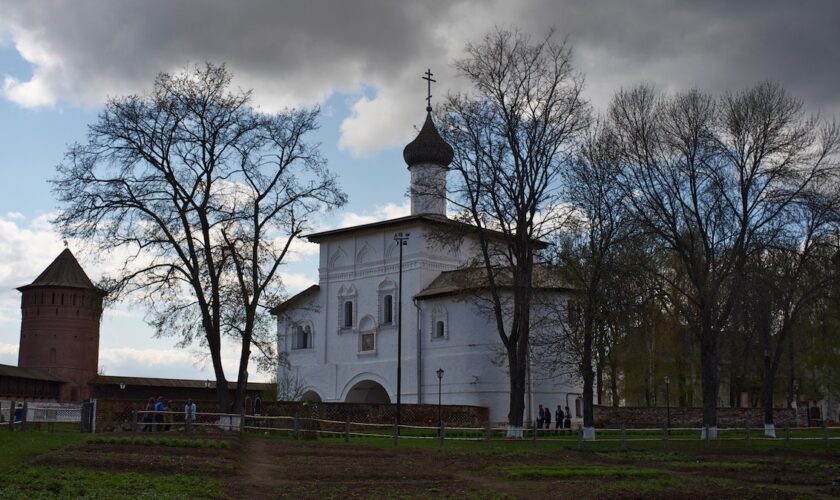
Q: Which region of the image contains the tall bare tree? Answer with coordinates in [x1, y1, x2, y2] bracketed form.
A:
[53, 64, 346, 411]
[440, 28, 589, 435]
[611, 82, 838, 435]
[546, 121, 634, 438]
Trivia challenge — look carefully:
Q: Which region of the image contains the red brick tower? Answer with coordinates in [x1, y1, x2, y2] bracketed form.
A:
[17, 249, 106, 402]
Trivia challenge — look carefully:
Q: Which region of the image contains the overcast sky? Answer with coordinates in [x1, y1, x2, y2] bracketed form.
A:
[0, 0, 838, 381]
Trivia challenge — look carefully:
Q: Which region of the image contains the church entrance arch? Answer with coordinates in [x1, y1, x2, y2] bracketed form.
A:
[344, 380, 391, 403]
[301, 390, 322, 402]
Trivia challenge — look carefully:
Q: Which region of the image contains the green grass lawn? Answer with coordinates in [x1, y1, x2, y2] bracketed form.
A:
[0, 430, 223, 499]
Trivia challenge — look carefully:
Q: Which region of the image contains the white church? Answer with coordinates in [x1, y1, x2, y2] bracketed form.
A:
[272, 102, 580, 424]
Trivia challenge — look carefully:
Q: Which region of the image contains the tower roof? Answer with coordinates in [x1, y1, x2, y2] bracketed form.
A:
[402, 111, 454, 168]
[17, 248, 104, 293]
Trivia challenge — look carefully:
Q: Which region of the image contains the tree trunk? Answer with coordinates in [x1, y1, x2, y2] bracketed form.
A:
[596, 335, 605, 405]
[699, 326, 719, 438]
[506, 348, 526, 436]
[581, 310, 595, 439]
[761, 350, 777, 437]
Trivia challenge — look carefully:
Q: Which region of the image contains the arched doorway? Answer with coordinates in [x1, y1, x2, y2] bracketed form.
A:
[301, 390, 322, 402]
[344, 380, 390, 403]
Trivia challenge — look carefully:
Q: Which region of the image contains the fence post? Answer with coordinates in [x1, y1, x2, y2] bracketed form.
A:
[620, 424, 626, 451]
[577, 426, 583, 449]
[662, 425, 668, 450]
[21, 402, 28, 431]
[823, 419, 829, 449]
[239, 406, 245, 441]
[744, 422, 750, 448]
[531, 420, 537, 447]
[785, 425, 791, 449]
[8, 400, 15, 432]
[393, 421, 399, 447]
[293, 416, 299, 440]
[485, 421, 492, 449]
[439, 423, 445, 448]
[344, 416, 350, 443]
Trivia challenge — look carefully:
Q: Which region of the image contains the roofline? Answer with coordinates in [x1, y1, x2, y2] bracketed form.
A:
[269, 284, 320, 315]
[304, 214, 549, 248]
[91, 375, 273, 389]
[414, 285, 575, 300]
[16, 283, 108, 294]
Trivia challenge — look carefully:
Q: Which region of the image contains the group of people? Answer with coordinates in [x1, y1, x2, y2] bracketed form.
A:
[536, 404, 572, 432]
[141, 397, 197, 432]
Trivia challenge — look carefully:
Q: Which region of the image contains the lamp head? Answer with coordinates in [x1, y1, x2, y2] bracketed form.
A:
[436, 368, 444, 380]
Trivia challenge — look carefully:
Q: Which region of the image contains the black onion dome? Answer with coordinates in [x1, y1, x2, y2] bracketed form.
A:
[403, 111, 454, 167]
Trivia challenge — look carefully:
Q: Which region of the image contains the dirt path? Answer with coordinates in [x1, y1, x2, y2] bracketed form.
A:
[231, 438, 488, 499]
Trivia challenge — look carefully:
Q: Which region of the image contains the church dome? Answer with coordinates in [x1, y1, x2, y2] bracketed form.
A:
[403, 111, 454, 168]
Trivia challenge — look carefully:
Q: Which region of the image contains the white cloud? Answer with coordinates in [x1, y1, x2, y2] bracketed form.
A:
[338, 200, 411, 229]
[4, 211, 25, 220]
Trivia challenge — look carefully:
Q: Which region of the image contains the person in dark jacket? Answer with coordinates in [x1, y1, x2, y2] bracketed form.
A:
[543, 406, 551, 429]
[555, 405, 564, 434]
[154, 397, 165, 431]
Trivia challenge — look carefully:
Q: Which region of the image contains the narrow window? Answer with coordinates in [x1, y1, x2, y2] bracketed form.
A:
[49, 348, 56, 364]
[343, 301, 353, 328]
[435, 320, 445, 338]
[52, 293, 55, 305]
[383, 295, 393, 324]
[61, 294, 64, 305]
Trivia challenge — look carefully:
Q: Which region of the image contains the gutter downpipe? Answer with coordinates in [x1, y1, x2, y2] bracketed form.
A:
[414, 298, 422, 404]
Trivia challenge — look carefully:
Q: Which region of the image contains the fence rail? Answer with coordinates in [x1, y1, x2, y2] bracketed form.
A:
[120, 410, 840, 451]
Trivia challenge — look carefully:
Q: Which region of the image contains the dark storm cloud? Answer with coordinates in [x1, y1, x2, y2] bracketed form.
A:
[1, 0, 838, 152]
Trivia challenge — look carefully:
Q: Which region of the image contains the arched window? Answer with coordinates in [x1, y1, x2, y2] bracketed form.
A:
[435, 320, 445, 338]
[337, 285, 357, 331]
[343, 301, 354, 328]
[430, 304, 448, 340]
[292, 324, 312, 350]
[383, 295, 393, 324]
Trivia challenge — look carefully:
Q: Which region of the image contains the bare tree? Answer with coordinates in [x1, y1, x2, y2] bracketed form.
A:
[544, 121, 634, 438]
[440, 28, 589, 435]
[53, 64, 346, 411]
[611, 82, 839, 435]
[749, 190, 840, 435]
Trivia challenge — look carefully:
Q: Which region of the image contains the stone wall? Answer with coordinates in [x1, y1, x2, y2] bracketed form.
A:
[593, 405, 809, 428]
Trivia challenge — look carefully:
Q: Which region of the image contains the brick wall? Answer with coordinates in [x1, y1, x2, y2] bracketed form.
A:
[93, 398, 489, 432]
[593, 405, 810, 428]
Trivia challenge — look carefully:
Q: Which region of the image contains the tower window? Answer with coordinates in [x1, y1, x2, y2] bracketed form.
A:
[383, 294, 393, 324]
[343, 301, 354, 328]
[435, 320, 445, 338]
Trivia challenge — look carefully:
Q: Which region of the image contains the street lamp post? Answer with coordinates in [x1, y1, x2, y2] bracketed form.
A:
[664, 375, 671, 432]
[394, 232, 410, 435]
[437, 368, 444, 436]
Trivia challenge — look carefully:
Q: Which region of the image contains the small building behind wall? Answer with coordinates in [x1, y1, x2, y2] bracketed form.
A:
[0, 363, 63, 401]
[90, 375, 274, 407]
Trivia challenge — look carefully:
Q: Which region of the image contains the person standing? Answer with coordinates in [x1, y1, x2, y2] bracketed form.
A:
[543, 405, 551, 429]
[555, 405, 564, 434]
[536, 404, 544, 431]
[142, 398, 155, 432]
[154, 397, 165, 432]
[163, 400, 173, 431]
[184, 398, 197, 431]
[564, 405, 572, 433]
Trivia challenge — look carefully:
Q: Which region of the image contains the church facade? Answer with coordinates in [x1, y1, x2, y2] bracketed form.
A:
[273, 106, 580, 424]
